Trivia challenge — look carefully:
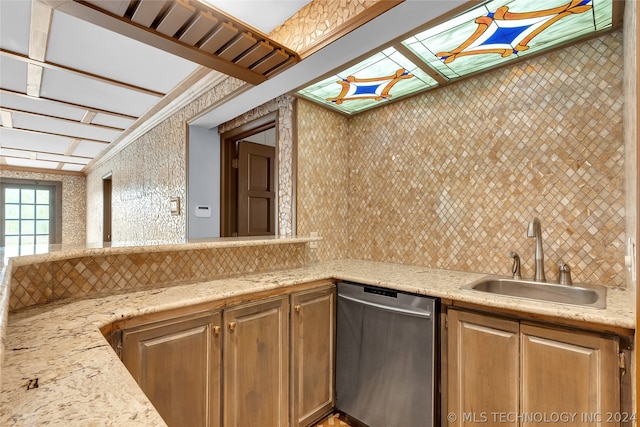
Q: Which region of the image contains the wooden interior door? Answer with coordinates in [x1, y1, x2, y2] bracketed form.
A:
[102, 176, 112, 242]
[237, 141, 275, 236]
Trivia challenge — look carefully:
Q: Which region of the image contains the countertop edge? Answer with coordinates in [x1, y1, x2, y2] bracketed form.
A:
[0, 259, 634, 425]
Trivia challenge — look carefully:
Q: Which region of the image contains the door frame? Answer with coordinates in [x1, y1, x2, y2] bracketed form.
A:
[102, 173, 112, 243]
[220, 112, 277, 237]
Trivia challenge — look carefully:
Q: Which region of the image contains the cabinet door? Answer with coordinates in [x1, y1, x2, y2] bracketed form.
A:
[447, 309, 520, 426]
[223, 295, 289, 427]
[122, 311, 222, 427]
[520, 323, 620, 427]
[291, 285, 336, 427]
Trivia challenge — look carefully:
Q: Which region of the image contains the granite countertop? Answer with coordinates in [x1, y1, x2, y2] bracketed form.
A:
[0, 259, 635, 425]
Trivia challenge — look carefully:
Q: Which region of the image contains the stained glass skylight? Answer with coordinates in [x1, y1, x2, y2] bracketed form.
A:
[403, 0, 613, 80]
[297, 47, 438, 115]
[296, 0, 615, 115]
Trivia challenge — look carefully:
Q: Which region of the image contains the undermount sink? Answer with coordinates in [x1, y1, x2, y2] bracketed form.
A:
[463, 276, 606, 309]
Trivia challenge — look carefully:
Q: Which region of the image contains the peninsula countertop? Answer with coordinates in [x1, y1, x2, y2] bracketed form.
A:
[0, 259, 634, 426]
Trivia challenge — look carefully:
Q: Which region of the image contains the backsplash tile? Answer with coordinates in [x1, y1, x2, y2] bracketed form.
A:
[296, 101, 350, 262]
[9, 242, 309, 311]
[297, 31, 626, 287]
[348, 31, 625, 286]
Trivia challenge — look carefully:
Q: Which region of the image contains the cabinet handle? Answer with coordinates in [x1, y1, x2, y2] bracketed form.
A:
[213, 326, 221, 335]
[228, 321, 236, 331]
[294, 305, 301, 313]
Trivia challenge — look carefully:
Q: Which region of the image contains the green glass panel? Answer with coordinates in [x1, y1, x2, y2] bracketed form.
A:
[5, 236, 19, 247]
[36, 189, 49, 204]
[5, 204, 19, 219]
[401, 0, 613, 80]
[21, 205, 35, 220]
[299, 0, 613, 115]
[21, 189, 35, 204]
[36, 220, 49, 235]
[5, 188, 19, 203]
[5, 220, 19, 235]
[298, 47, 438, 115]
[21, 220, 35, 235]
[36, 205, 50, 220]
[36, 235, 49, 245]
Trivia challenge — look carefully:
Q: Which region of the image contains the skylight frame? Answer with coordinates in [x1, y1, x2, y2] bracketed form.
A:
[295, 0, 617, 116]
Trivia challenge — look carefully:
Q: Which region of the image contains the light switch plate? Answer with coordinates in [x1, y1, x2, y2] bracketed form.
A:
[170, 197, 180, 216]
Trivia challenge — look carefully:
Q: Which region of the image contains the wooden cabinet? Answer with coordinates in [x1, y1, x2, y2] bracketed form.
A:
[290, 285, 336, 427]
[520, 323, 620, 426]
[223, 295, 289, 427]
[447, 309, 519, 426]
[118, 281, 335, 427]
[122, 311, 221, 427]
[446, 308, 621, 427]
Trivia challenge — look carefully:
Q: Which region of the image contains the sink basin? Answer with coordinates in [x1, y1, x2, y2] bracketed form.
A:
[463, 277, 606, 309]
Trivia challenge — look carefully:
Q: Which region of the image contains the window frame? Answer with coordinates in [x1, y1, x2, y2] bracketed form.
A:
[0, 178, 63, 247]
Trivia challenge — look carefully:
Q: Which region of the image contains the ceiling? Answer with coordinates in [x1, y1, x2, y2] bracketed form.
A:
[297, 0, 616, 115]
[0, 0, 311, 174]
[0, 0, 622, 175]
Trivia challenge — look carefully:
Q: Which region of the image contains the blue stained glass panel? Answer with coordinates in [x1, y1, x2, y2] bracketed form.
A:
[297, 0, 614, 115]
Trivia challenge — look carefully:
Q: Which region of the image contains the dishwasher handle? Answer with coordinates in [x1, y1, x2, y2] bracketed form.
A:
[338, 293, 432, 319]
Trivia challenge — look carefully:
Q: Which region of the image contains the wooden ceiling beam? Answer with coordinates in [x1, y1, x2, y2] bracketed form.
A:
[38, 0, 303, 85]
[1, 106, 124, 131]
[0, 110, 13, 128]
[1, 48, 165, 98]
[4, 125, 112, 144]
[0, 88, 138, 121]
[42, 0, 269, 85]
[27, 1, 53, 99]
[29, 1, 53, 62]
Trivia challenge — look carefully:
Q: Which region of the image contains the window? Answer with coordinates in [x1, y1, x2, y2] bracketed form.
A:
[1, 179, 62, 257]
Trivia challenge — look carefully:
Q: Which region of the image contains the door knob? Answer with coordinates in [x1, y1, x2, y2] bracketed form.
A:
[228, 321, 236, 331]
[294, 305, 301, 313]
[213, 326, 221, 335]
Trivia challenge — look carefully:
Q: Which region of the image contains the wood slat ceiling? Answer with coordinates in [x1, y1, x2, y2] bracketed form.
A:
[45, 0, 302, 85]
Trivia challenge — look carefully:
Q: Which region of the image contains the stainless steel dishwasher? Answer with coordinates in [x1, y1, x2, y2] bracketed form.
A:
[336, 281, 437, 427]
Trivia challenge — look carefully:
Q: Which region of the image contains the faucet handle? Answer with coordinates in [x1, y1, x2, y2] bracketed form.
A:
[558, 262, 572, 285]
[509, 252, 521, 280]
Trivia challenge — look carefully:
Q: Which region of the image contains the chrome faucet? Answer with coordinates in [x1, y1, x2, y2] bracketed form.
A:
[509, 252, 521, 280]
[527, 217, 546, 282]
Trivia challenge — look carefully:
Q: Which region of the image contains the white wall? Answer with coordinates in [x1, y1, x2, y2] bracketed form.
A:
[188, 125, 220, 239]
[241, 127, 276, 147]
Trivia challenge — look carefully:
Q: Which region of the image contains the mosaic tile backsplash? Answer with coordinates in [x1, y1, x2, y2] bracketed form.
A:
[9, 242, 309, 311]
[297, 102, 350, 262]
[297, 31, 626, 287]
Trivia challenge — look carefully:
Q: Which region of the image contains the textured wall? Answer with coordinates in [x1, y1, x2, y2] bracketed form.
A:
[296, 100, 350, 262]
[348, 32, 625, 286]
[297, 31, 626, 287]
[9, 241, 309, 311]
[86, 77, 246, 244]
[0, 170, 86, 245]
[84, 0, 391, 244]
[270, 0, 382, 54]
